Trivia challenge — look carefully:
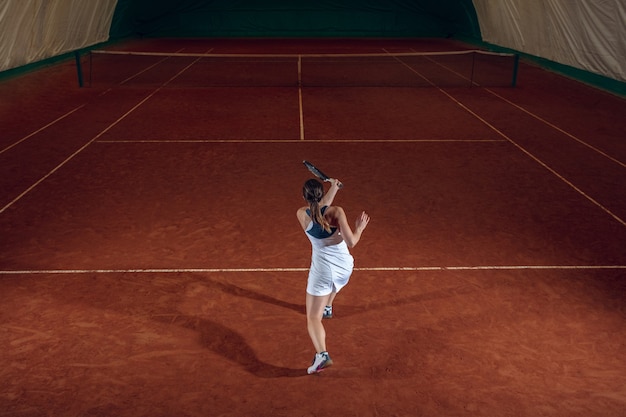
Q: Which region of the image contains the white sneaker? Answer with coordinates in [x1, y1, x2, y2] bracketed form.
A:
[323, 305, 333, 319]
[307, 351, 333, 374]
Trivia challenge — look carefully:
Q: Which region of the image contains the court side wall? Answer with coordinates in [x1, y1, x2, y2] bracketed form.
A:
[0, 0, 117, 73]
[473, 0, 626, 84]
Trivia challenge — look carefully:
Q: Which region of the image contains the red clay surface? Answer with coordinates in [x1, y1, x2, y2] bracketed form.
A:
[1, 38, 625, 417]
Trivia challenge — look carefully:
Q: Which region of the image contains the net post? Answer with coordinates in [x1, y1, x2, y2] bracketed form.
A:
[511, 54, 520, 87]
[74, 50, 83, 88]
[88, 50, 93, 87]
[470, 51, 476, 87]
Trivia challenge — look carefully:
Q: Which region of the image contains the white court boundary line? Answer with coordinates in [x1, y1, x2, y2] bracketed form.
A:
[434, 89, 626, 227]
[0, 94, 159, 214]
[485, 89, 626, 169]
[0, 105, 87, 155]
[95, 138, 506, 143]
[0, 49, 206, 215]
[4, 50, 624, 226]
[393, 47, 625, 227]
[1, 265, 624, 275]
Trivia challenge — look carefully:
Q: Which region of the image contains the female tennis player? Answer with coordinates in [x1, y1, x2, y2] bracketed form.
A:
[297, 177, 370, 374]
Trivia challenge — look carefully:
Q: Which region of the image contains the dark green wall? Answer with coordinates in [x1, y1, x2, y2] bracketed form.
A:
[109, 0, 481, 39]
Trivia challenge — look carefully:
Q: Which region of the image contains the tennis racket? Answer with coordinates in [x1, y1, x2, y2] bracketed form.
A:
[303, 160, 343, 188]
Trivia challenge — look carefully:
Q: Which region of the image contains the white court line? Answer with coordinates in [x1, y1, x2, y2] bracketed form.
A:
[0, 50, 207, 215]
[0, 47, 184, 155]
[1, 51, 181, 156]
[437, 90, 626, 227]
[94, 139, 506, 143]
[0, 104, 87, 155]
[0, 265, 624, 275]
[396, 48, 625, 226]
[485, 89, 626, 168]
[0, 93, 162, 215]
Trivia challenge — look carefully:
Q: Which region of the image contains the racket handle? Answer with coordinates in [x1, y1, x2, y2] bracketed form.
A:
[327, 179, 344, 189]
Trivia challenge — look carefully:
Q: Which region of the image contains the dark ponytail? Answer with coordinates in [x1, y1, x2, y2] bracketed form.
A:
[303, 179, 331, 232]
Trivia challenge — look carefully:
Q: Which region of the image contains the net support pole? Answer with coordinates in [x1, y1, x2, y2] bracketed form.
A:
[512, 54, 520, 87]
[74, 50, 83, 88]
[470, 51, 476, 87]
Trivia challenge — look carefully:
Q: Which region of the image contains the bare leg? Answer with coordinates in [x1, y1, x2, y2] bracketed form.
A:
[306, 292, 332, 353]
[327, 290, 337, 308]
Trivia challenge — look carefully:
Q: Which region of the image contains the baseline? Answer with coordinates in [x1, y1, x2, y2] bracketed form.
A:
[1, 265, 624, 275]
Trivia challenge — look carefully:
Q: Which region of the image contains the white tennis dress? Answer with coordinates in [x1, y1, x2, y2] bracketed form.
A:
[305, 207, 354, 296]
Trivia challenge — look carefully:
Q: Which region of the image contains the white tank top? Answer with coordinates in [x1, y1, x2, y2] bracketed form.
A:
[305, 207, 350, 257]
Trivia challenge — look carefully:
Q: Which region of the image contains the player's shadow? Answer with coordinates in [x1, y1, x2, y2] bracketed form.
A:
[201, 276, 304, 314]
[153, 314, 306, 378]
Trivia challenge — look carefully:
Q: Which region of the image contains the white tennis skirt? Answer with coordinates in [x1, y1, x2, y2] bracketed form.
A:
[306, 251, 354, 296]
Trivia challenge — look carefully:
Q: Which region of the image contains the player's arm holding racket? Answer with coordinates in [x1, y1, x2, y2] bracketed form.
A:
[302, 161, 342, 207]
[320, 178, 342, 207]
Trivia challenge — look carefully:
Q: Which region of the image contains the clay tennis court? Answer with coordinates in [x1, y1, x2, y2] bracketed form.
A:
[1, 38, 625, 416]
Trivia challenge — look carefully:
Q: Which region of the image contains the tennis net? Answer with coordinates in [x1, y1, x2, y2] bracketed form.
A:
[85, 49, 519, 88]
